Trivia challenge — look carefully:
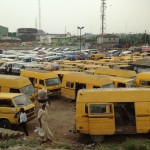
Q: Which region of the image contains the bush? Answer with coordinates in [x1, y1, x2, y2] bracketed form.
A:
[138, 144, 147, 150]
[96, 146, 118, 150]
[57, 143, 71, 149]
[124, 140, 138, 150]
[0, 139, 19, 149]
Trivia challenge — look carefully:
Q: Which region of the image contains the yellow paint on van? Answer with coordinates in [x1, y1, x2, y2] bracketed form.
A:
[0, 93, 35, 127]
[61, 73, 114, 100]
[20, 69, 61, 96]
[0, 74, 36, 101]
[95, 68, 137, 79]
[136, 72, 150, 88]
[76, 88, 150, 141]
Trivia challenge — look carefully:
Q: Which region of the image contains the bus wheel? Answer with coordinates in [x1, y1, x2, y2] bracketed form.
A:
[91, 135, 105, 143]
[0, 119, 12, 129]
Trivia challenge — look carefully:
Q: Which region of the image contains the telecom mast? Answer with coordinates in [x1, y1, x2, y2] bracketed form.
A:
[101, 0, 106, 36]
[38, 0, 41, 30]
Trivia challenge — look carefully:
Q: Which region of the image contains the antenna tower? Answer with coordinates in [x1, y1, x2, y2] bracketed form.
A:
[38, 0, 41, 30]
[101, 0, 106, 36]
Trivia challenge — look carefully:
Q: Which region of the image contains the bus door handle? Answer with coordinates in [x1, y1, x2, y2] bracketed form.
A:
[108, 116, 114, 119]
[81, 115, 88, 118]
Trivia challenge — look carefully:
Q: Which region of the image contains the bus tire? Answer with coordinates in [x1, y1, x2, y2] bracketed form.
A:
[91, 135, 105, 143]
[0, 119, 12, 129]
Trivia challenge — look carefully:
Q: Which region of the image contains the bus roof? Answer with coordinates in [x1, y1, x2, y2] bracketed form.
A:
[63, 73, 113, 86]
[77, 88, 150, 103]
[136, 72, 150, 80]
[20, 69, 58, 79]
[0, 92, 23, 99]
[0, 75, 31, 87]
[99, 75, 134, 83]
[95, 68, 137, 78]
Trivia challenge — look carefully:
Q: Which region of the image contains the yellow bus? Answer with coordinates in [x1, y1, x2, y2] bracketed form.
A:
[99, 75, 136, 88]
[0, 93, 35, 129]
[0, 74, 36, 101]
[20, 69, 61, 97]
[136, 72, 150, 88]
[95, 68, 137, 79]
[61, 73, 114, 100]
[76, 88, 150, 142]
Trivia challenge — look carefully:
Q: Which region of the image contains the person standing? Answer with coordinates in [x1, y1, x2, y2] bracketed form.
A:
[38, 103, 53, 142]
[19, 108, 29, 136]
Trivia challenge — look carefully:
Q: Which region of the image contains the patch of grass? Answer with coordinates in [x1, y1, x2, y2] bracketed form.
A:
[124, 138, 149, 150]
[24, 139, 40, 147]
[96, 144, 118, 150]
[0, 139, 19, 149]
[57, 143, 72, 149]
[138, 144, 148, 150]
[124, 139, 138, 150]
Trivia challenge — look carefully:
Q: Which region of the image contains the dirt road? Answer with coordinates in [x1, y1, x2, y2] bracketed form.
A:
[27, 97, 82, 146]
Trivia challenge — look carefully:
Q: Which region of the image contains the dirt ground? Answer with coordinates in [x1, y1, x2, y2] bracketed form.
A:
[27, 96, 85, 148]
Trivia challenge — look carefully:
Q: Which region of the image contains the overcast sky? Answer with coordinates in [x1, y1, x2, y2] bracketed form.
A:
[0, 0, 150, 35]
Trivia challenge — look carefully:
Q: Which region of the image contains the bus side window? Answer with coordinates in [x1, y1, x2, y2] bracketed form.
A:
[118, 83, 126, 88]
[141, 80, 150, 86]
[90, 104, 106, 114]
[0, 99, 14, 107]
[39, 80, 45, 86]
[93, 86, 100, 89]
[66, 82, 74, 88]
[90, 104, 112, 114]
[10, 88, 20, 93]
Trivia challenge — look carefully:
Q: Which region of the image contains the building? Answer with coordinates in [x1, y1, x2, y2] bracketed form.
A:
[0, 25, 8, 38]
[97, 34, 119, 48]
[51, 36, 78, 46]
[17, 28, 37, 41]
[40, 33, 79, 46]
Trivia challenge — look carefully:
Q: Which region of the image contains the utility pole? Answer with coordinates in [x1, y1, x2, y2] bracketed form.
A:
[38, 0, 41, 30]
[101, 0, 106, 36]
[65, 26, 67, 36]
[35, 17, 37, 29]
[145, 30, 147, 46]
[77, 26, 84, 53]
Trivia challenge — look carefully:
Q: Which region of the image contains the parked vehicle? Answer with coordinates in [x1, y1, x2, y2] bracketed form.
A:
[95, 68, 137, 79]
[76, 88, 150, 142]
[136, 72, 150, 88]
[0, 74, 36, 101]
[20, 69, 61, 97]
[99, 75, 137, 88]
[90, 53, 106, 60]
[61, 73, 114, 100]
[0, 93, 35, 129]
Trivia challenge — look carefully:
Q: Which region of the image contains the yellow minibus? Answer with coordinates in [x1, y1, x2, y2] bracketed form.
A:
[0, 93, 35, 129]
[0, 74, 36, 101]
[61, 73, 114, 100]
[136, 72, 150, 88]
[95, 68, 137, 79]
[20, 69, 61, 97]
[76, 88, 150, 142]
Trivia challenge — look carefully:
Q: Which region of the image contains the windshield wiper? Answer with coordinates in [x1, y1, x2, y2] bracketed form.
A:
[17, 103, 24, 106]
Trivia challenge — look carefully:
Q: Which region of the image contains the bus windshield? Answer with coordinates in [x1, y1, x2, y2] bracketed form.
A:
[13, 95, 32, 107]
[45, 78, 61, 86]
[20, 84, 35, 96]
[102, 84, 114, 88]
